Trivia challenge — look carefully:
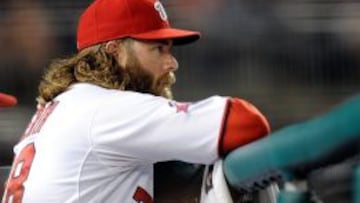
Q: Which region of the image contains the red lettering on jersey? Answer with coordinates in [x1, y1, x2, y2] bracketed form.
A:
[3, 144, 35, 203]
[22, 101, 59, 139]
[133, 186, 153, 203]
[3, 101, 59, 203]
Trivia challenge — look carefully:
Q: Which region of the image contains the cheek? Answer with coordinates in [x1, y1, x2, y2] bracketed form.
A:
[134, 48, 168, 78]
[141, 57, 165, 77]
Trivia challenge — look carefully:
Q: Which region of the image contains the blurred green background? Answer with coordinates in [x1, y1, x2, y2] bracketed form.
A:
[0, 0, 359, 165]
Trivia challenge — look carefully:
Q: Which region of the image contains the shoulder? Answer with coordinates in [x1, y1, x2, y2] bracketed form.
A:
[66, 83, 169, 110]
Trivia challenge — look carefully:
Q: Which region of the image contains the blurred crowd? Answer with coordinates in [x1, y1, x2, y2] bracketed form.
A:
[0, 0, 359, 165]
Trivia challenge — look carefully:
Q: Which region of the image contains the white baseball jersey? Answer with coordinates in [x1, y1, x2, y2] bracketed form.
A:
[2, 83, 230, 203]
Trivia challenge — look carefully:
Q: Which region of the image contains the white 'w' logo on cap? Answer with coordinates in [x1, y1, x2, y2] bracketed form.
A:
[154, 1, 168, 21]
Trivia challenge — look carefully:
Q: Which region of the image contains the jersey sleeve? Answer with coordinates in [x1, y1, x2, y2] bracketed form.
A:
[218, 98, 271, 156]
[90, 92, 269, 166]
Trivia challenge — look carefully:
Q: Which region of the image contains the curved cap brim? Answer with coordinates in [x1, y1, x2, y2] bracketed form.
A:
[0, 93, 17, 107]
[131, 28, 200, 45]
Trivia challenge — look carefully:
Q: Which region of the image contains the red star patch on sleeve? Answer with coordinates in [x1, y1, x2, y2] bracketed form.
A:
[169, 101, 190, 113]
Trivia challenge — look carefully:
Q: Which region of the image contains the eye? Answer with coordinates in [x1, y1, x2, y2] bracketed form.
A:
[156, 45, 165, 52]
[152, 42, 171, 53]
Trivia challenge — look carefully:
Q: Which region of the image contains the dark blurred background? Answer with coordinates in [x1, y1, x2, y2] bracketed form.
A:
[0, 0, 359, 166]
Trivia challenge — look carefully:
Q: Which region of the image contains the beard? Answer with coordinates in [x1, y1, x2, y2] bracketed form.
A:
[123, 52, 176, 99]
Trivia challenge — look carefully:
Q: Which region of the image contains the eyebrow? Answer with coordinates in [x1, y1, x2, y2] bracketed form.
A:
[154, 40, 173, 46]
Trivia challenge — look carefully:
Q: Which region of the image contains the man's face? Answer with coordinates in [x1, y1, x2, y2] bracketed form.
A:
[123, 39, 178, 99]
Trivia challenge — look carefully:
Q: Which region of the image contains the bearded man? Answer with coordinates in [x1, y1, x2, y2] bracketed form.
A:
[2, 0, 270, 202]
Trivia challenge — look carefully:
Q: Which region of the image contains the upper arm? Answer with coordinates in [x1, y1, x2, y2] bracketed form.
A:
[90, 93, 270, 166]
[91, 93, 227, 165]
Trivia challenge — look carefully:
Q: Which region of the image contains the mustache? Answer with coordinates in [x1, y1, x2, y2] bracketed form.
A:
[152, 72, 176, 99]
[156, 72, 176, 87]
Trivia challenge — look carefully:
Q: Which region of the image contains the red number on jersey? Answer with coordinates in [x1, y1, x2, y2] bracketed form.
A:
[3, 144, 35, 203]
[2, 101, 58, 203]
[133, 187, 153, 203]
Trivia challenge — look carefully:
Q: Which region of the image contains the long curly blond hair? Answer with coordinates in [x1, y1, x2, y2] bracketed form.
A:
[37, 39, 131, 105]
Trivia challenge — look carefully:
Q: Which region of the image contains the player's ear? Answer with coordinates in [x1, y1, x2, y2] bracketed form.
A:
[105, 40, 128, 68]
[104, 40, 119, 54]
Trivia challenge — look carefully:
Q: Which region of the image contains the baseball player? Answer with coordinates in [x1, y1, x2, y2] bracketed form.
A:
[1, 0, 270, 202]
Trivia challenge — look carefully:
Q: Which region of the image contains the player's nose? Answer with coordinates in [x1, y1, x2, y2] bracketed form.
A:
[165, 55, 178, 72]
